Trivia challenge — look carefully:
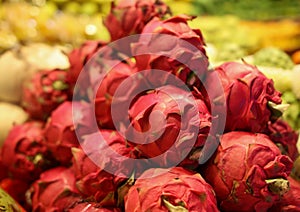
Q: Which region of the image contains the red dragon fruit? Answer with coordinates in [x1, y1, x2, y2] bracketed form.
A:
[263, 119, 299, 161]
[21, 69, 69, 120]
[71, 129, 147, 206]
[125, 84, 211, 168]
[92, 60, 137, 129]
[124, 167, 219, 211]
[205, 61, 282, 132]
[44, 101, 80, 165]
[67, 201, 122, 212]
[1, 121, 55, 182]
[269, 176, 300, 212]
[202, 131, 293, 212]
[104, 0, 171, 41]
[28, 167, 81, 212]
[67, 40, 106, 99]
[132, 15, 208, 88]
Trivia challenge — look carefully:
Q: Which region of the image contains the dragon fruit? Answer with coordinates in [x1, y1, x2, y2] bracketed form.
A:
[44, 101, 80, 165]
[205, 61, 282, 132]
[67, 40, 106, 99]
[269, 176, 300, 212]
[21, 69, 69, 120]
[124, 167, 219, 211]
[28, 167, 81, 212]
[263, 119, 299, 161]
[126, 84, 211, 168]
[1, 121, 54, 182]
[92, 60, 137, 129]
[202, 131, 293, 212]
[104, 0, 171, 41]
[71, 129, 148, 206]
[132, 15, 208, 88]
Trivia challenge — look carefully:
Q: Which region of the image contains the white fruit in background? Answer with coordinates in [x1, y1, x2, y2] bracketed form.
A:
[0, 43, 70, 103]
[0, 102, 28, 146]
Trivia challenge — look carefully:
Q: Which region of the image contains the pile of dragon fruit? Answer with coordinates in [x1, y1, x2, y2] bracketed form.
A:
[1, 0, 300, 211]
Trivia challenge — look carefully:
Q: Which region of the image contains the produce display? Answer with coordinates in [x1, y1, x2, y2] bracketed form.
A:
[0, 0, 300, 211]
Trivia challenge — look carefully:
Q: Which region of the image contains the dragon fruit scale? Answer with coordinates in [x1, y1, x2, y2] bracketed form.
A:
[205, 61, 282, 133]
[1, 121, 54, 182]
[21, 68, 70, 120]
[202, 131, 293, 212]
[28, 167, 81, 212]
[124, 167, 219, 212]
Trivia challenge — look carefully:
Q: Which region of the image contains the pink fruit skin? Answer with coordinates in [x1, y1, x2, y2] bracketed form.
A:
[104, 0, 170, 41]
[263, 119, 299, 161]
[205, 62, 282, 132]
[44, 101, 80, 165]
[124, 167, 219, 212]
[22, 69, 70, 120]
[203, 131, 293, 212]
[29, 167, 81, 212]
[67, 40, 106, 98]
[93, 61, 137, 129]
[1, 121, 53, 182]
[269, 176, 300, 212]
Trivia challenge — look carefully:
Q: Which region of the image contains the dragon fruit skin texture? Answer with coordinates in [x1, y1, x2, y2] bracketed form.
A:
[202, 131, 293, 212]
[124, 167, 219, 212]
[93, 61, 137, 129]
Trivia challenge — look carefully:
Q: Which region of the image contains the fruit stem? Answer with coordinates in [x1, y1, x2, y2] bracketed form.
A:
[266, 178, 289, 195]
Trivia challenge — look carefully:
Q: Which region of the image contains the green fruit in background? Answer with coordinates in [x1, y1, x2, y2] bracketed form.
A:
[216, 43, 246, 62]
[253, 47, 295, 70]
[281, 91, 300, 130]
